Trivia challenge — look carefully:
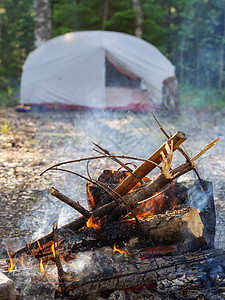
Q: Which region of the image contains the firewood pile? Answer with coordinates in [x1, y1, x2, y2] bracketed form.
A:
[2, 119, 225, 299]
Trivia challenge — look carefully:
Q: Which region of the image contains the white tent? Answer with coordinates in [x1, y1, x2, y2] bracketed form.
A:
[20, 30, 175, 111]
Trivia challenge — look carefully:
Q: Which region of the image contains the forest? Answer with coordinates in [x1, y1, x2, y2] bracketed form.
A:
[0, 0, 225, 108]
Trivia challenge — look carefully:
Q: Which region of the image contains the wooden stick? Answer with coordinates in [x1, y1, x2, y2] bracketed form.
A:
[105, 137, 221, 223]
[9, 161, 199, 258]
[53, 223, 65, 278]
[114, 131, 186, 196]
[151, 112, 204, 186]
[92, 141, 134, 174]
[50, 187, 91, 219]
[40, 155, 161, 176]
[191, 137, 221, 162]
[12, 137, 218, 259]
[93, 142, 143, 184]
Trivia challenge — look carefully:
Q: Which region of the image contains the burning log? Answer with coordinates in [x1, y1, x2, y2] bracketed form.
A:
[91, 159, 197, 224]
[55, 207, 206, 255]
[11, 137, 219, 259]
[59, 248, 225, 298]
[11, 161, 194, 259]
[15, 206, 206, 264]
[4, 128, 222, 299]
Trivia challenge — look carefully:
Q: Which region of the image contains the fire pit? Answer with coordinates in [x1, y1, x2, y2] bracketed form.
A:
[1, 125, 225, 300]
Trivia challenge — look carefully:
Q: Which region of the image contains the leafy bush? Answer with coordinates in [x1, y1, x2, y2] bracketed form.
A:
[0, 88, 20, 107]
[179, 84, 225, 111]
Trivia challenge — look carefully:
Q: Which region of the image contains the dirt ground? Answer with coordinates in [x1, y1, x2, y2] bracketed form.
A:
[1, 106, 225, 255]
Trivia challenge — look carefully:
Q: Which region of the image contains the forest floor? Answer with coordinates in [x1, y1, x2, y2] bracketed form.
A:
[1, 106, 225, 256]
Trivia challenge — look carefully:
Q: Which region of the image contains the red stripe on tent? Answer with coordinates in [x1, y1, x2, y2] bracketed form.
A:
[23, 103, 161, 112]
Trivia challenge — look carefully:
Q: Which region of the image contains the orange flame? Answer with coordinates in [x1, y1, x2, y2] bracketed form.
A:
[125, 181, 179, 221]
[7, 249, 13, 271]
[87, 182, 96, 209]
[113, 244, 130, 255]
[127, 176, 151, 194]
[86, 215, 101, 229]
[40, 259, 44, 273]
[37, 240, 42, 250]
[51, 243, 56, 258]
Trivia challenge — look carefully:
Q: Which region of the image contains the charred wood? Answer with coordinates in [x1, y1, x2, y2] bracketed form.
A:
[11, 138, 219, 259]
[11, 161, 196, 259]
[62, 249, 225, 298]
[61, 207, 206, 255]
[18, 207, 206, 261]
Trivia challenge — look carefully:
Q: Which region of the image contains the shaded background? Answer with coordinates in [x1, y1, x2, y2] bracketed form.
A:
[0, 0, 225, 108]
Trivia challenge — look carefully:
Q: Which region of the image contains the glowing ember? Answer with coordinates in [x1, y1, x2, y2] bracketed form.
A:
[51, 243, 56, 258]
[40, 259, 45, 273]
[87, 182, 96, 209]
[113, 244, 130, 255]
[86, 215, 101, 229]
[140, 245, 177, 260]
[7, 249, 13, 271]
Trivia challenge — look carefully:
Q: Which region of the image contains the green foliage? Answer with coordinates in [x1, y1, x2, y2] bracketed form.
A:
[0, 88, 20, 107]
[52, 0, 136, 36]
[52, 0, 104, 35]
[141, 0, 170, 54]
[180, 84, 225, 111]
[0, 0, 34, 89]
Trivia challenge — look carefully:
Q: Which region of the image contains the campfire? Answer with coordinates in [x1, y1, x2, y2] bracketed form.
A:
[2, 119, 225, 299]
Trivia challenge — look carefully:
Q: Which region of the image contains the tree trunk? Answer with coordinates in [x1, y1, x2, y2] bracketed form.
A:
[179, 34, 185, 85]
[33, 0, 52, 48]
[102, 0, 110, 30]
[162, 76, 180, 114]
[201, 55, 211, 89]
[133, 0, 143, 38]
[218, 11, 225, 92]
